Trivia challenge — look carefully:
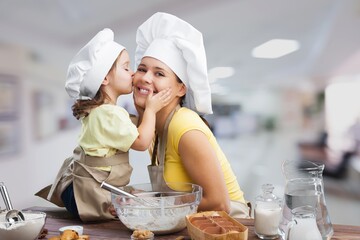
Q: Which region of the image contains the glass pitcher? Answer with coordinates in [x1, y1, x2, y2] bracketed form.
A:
[279, 160, 333, 240]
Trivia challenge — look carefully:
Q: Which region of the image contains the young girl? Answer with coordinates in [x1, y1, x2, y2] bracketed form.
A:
[37, 28, 171, 221]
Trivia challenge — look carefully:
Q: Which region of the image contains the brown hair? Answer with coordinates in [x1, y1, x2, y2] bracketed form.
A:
[71, 60, 117, 120]
[71, 87, 111, 120]
[176, 75, 211, 129]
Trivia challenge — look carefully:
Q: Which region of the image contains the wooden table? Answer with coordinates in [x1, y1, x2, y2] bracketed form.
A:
[27, 207, 360, 239]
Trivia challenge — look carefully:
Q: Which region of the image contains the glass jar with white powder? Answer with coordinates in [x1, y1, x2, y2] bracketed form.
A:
[254, 183, 282, 239]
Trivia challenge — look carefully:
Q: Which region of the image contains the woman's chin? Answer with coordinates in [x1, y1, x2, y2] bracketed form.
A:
[133, 97, 146, 109]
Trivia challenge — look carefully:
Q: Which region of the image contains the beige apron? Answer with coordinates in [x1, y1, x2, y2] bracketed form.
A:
[147, 106, 179, 192]
[147, 106, 251, 218]
[36, 146, 132, 222]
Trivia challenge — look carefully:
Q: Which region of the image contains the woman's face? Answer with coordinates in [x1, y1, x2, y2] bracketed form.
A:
[133, 57, 185, 109]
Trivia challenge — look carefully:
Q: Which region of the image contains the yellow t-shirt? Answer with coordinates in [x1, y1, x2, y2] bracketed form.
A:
[79, 104, 139, 158]
[163, 107, 246, 203]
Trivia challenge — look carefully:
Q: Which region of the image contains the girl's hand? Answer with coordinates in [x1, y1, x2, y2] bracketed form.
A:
[108, 204, 117, 217]
[146, 88, 172, 113]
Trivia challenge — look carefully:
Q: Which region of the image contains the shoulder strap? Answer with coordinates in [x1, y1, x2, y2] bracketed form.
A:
[151, 105, 180, 167]
[158, 105, 181, 166]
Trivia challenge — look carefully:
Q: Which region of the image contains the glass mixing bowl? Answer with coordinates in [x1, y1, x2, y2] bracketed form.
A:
[111, 182, 202, 235]
[0, 210, 46, 240]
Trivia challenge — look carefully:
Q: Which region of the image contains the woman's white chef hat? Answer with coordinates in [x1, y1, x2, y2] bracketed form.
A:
[65, 28, 125, 99]
[135, 12, 213, 115]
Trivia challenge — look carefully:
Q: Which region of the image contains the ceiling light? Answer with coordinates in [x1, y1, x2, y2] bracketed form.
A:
[208, 67, 235, 82]
[210, 83, 228, 95]
[252, 39, 300, 59]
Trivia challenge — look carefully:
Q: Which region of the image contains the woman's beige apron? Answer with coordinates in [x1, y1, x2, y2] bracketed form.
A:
[147, 106, 251, 218]
[36, 146, 132, 222]
[147, 106, 178, 192]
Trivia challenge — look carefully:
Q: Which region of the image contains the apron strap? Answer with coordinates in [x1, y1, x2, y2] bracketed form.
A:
[81, 151, 129, 167]
[149, 105, 180, 187]
[156, 104, 180, 167]
[76, 147, 129, 167]
[150, 137, 159, 166]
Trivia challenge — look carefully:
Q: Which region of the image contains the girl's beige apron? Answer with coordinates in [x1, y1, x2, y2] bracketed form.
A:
[147, 106, 251, 218]
[36, 147, 132, 222]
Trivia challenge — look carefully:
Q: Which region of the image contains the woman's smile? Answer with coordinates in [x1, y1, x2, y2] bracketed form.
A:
[135, 84, 159, 95]
[138, 87, 150, 95]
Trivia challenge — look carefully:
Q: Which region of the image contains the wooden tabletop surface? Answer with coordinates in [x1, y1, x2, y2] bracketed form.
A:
[27, 207, 360, 240]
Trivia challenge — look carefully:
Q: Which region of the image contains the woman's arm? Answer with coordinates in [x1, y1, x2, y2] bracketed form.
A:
[178, 129, 231, 213]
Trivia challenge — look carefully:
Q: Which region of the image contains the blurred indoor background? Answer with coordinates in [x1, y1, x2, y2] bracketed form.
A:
[0, 0, 359, 226]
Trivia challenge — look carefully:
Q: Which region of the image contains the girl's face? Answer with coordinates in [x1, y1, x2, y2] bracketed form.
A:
[105, 50, 134, 99]
[133, 57, 185, 109]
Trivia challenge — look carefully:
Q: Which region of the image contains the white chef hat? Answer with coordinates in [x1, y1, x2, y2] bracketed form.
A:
[135, 12, 213, 115]
[65, 28, 125, 99]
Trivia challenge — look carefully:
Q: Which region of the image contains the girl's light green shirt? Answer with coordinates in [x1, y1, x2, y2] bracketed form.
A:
[79, 104, 139, 158]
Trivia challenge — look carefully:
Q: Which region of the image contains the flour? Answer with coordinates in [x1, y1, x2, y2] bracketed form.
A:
[254, 183, 282, 238]
[0, 212, 46, 240]
[117, 205, 195, 234]
[254, 205, 282, 235]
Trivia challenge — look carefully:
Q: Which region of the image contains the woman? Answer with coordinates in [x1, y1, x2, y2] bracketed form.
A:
[131, 12, 250, 218]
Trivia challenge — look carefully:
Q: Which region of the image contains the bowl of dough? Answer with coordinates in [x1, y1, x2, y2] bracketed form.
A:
[111, 182, 202, 235]
[0, 210, 46, 240]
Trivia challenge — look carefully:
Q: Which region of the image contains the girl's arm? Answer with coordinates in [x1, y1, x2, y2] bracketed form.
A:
[178, 130, 231, 213]
[131, 88, 171, 151]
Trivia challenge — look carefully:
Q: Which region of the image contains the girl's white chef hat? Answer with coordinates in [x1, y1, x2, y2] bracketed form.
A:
[135, 12, 213, 115]
[65, 28, 125, 99]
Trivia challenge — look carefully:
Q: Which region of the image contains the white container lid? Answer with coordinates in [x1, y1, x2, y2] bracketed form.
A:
[59, 225, 83, 235]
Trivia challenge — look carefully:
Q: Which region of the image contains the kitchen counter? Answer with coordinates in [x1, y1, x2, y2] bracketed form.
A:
[27, 207, 360, 239]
